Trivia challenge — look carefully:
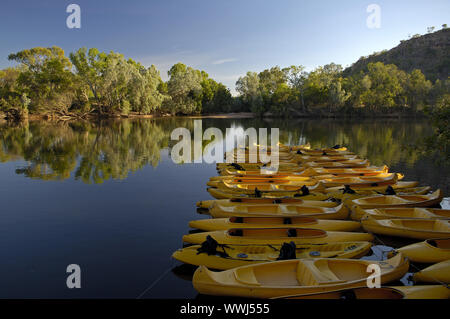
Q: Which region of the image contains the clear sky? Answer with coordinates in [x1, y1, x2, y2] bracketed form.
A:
[0, 0, 448, 93]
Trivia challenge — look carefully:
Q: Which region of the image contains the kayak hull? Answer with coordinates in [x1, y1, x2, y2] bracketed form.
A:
[193, 253, 409, 298]
[413, 260, 450, 284]
[352, 207, 450, 221]
[396, 238, 450, 263]
[183, 228, 374, 245]
[189, 217, 361, 232]
[206, 187, 330, 200]
[351, 190, 443, 209]
[172, 242, 372, 270]
[208, 203, 350, 220]
[361, 217, 450, 240]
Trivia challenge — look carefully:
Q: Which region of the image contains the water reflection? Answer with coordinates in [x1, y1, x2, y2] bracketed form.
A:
[0, 118, 448, 190]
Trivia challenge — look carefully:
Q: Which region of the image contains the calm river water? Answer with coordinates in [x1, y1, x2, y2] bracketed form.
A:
[0, 117, 448, 298]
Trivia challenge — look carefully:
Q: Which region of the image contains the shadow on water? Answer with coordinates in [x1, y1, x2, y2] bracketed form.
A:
[171, 263, 197, 282]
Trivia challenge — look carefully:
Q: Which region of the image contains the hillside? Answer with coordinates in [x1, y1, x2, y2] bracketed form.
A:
[343, 28, 450, 82]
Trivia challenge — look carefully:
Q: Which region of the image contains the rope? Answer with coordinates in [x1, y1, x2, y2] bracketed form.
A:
[136, 259, 178, 299]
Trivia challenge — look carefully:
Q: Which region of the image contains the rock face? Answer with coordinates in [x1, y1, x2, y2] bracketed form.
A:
[344, 28, 450, 82]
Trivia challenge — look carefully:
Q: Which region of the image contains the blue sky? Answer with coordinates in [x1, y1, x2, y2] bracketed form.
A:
[0, 0, 448, 93]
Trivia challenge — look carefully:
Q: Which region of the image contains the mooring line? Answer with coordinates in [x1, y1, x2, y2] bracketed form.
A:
[136, 259, 178, 299]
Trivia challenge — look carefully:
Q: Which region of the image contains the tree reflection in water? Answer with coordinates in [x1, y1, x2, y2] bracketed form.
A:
[0, 118, 447, 192]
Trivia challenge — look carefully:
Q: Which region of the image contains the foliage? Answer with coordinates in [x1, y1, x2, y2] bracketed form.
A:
[1, 33, 448, 120]
[7, 47, 74, 115]
[234, 60, 446, 116]
[421, 94, 450, 162]
[1, 47, 233, 118]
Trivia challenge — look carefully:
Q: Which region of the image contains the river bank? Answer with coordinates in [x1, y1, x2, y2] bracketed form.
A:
[0, 110, 427, 123]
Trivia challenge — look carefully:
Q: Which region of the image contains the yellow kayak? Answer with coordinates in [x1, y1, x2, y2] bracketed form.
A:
[303, 159, 370, 168]
[361, 217, 450, 240]
[328, 186, 432, 202]
[320, 173, 400, 188]
[192, 253, 408, 298]
[211, 180, 320, 191]
[211, 170, 393, 181]
[274, 285, 450, 299]
[295, 155, 359, 163]
[210, 173, 400, 189]
[293, 150, 356, 157]
[227, 155, 297, 163]
[206, 187, 330, 200]
[197, 197, 339, 209]
[208, 203, 350, 220]
[226, 148, 295, 156]
[182, 228, 374, 245]
[413, 260, 450, 284]
[208, 183, 327, 196]
[207, 176, 316, 188]
[218, 166, 389, 179]
[211, 173, 319, 181]
[172, 242, 372, 270]
[326, 181, 420, 193]
[218, 167, 305, 175]
[351, 189, 443, 209]
[351, 207, 450, 221]
[235, 143, 310, 151]
[395, 238, 450, 263]
[189, 216, 362, 232]
[305, 166, 388, 176]
[216, 162, 300, 170]
[287, 144, 348, 153]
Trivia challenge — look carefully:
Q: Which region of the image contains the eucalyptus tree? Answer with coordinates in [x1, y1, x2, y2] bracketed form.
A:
[71, 48, 167, 114]
[405, 69, 432, 111]
[8, 46, 74, 114]
[328, 79, 351, 111]
[0, 67, 22, 112]
[236, 72, 263, 114]
[165, 63, 203, 115]
[359, 62, 406, 110]
[303, 63, 343, 108]
[69, 47, 109, 107]
[128, 64, 166, 114]
[283, 65, 308, 111]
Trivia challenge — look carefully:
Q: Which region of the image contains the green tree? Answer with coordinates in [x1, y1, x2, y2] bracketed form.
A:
[8, 46, 74, 114]
[359, 62, 405, 110]
[69, 47, 109, 106]
[236, 72, 263, 115]
[405, 69, 432, 111]
[164, 63, 203, 115]
[283, 65, 308, 111]
[328, 78, 351, 111]
[270, 83, 293, 115]
[303, 63, 343, 108]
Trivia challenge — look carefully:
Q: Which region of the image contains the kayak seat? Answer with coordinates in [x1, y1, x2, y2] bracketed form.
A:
[298, 260, 345, 285]
[313, 260, 345, 284]
[234, 268, 260, 286]
[296, 261, 319, 286]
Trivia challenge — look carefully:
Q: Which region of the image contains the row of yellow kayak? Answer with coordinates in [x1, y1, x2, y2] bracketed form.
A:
[172, 143, 450, 299]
